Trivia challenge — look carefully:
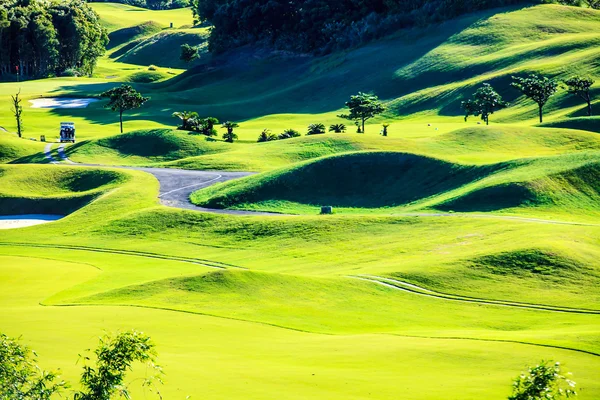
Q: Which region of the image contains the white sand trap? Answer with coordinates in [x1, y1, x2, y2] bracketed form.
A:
[29, 98, 99, 109]
[0, 214, 62, 230]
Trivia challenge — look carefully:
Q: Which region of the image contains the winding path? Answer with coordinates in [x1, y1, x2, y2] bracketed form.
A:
[52, 144, 283, 216]
[46, 144, 600, 225]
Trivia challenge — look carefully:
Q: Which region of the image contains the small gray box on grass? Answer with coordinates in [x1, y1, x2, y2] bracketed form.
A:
[320, 206, 333, 215]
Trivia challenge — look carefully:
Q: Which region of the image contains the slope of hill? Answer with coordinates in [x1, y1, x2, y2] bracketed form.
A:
[0, 132, 45, 163]
[190, 150, 600, 220]
[89, 3, 193, 32]
[112, 28, 210, 68]
[65, 129, 230, 165]
[150, 4, 599, 124]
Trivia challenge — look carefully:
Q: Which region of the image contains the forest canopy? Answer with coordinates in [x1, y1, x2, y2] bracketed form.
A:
[192, 0, 599, 54]
[0, 0, 108, 78]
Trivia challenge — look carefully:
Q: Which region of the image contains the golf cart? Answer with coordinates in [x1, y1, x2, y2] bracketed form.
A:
[60, 122, 76, 143]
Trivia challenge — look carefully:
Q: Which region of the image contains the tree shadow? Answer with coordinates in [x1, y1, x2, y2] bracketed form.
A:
[47, 4, 535, 125]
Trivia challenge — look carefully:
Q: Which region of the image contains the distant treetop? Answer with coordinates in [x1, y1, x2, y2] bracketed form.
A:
[193, 0, 598, 54]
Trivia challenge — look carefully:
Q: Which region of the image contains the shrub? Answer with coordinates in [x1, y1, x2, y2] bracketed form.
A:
[329, 123, 346, 133]
[148, 65, 158, 71]
[307, 123, 326, 135]
[60, 68, 81, 77]
[257, 129, 278, 142]
[278, 129, 301, 140]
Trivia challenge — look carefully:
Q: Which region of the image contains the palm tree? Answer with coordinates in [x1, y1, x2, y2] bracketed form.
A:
[221, 121, 239, 143]
[172, 111, 198, 131]
[278, 129, 301, 140]
[307, 123, 326, 135]
[329, 123, 346, 133]
[201, 117, 220, 136]
[257, 129, 278, 142]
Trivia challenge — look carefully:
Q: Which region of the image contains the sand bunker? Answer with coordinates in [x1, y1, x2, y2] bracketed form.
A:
[29, 98, 99, 109]
[0, 214, 62, 229]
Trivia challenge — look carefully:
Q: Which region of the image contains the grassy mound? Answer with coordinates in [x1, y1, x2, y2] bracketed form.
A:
[126, 70, 170, 83]
[469, 249, 588, 277]
[66, 129, 229, 165]
[539, 117, 600, 133]
[107, 21, 163, 50]
[191, 152, 499, 210]
[158, 125, 600, 171]
[437, 161, 600, 215]
[115, 29, 209, 68]
[0, 165, 126, 215]
[429, 126, 600, 162]
[0, 133, 45, 163]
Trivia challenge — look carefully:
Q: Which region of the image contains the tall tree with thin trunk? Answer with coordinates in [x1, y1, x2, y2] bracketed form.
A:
[564, 76, 595, 117]
[338, 92, 385, 134]
[101, 85, 149, 133]
[461, 83, 508, 125]
[11, 89, 23, 138]
[511, 75, 558, 123]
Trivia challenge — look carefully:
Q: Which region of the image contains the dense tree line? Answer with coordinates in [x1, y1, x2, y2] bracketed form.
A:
[87, 0, 190, 10]
[192, 0, 599, 54]
[0, 0, 108, 79]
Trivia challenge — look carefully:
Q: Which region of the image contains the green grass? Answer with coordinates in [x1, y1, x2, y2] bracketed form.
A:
[113, 28, 210, 69]
[106, 21, 163, 50]
[1, 3, 600, 399]
[55, 124, 600, 171]
[189, 148, 600, 220]
[1, 4, 598, 142]
[89, 3, 194, 32]
[65, 128, 229, 165]
[0, 132, 45, 163]
[539, 116, 600, 133]
[1, 161, 600, 398]
[0, 164, 128, 214]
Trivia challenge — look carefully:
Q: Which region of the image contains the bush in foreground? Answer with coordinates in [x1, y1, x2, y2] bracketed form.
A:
[0, 330, 161, 400]
[508, 361, 576, 400]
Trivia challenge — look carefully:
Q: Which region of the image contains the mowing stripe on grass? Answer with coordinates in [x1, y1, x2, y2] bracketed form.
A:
[355, 275, 600, 314]
[388, 334, 600, 358]
[0, 242, 246, 270]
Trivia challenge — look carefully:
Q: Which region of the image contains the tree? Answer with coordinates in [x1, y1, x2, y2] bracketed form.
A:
[307, 123, 326, 135]
[180, 43, 199, 63]
[221, 121, 239, 142]
[200, 117, 219, 136]
[73, 330, 162, 400]
[257, 129, 278, 142]
[172, 110, 199, 130]
[0, 333, 66, 399]
[461, 83, 508, 125]
[329, 123, 346, 133]
[278, 128, 301, 140]
[564, 76, 595, 117]
[101, 85, 149, 133]
[511, 75, 558, 123]
[339, 92, 385, 134]
[381, 123, 389, 136]
[0, 0, 107, 79]
[508, 361, 576, 400]
[11, 89, 23, 138]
